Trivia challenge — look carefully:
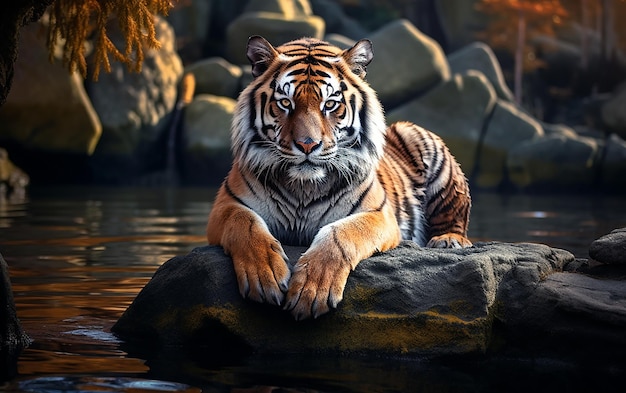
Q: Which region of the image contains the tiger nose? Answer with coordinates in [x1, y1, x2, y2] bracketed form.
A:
[294, 137, 322, 154]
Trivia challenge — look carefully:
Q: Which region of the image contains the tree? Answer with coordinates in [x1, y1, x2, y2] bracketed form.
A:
[476, 0, 568, 104]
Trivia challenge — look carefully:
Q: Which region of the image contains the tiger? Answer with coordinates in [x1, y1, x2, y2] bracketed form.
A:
[207, 36, 472, 320]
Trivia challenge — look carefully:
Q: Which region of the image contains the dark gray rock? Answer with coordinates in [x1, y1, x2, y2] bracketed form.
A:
[184, 58, 243, 99]
[366, 19, 450, 110]
[386, 70, 497, 173]
[110, 240, 626, 358]
[88, 16, 182, 155]
[1, 253, 31, 381]
[448, 41, 514, 102]
[0, 22, 101, 156]
[589, 228, 626, 265]
[506, 133, 599, 190]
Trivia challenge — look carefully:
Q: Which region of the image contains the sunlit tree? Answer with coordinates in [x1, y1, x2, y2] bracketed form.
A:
[476, 0, 568, 103]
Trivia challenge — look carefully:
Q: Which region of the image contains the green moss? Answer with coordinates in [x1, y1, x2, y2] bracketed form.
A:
[150, 302, 490, 356]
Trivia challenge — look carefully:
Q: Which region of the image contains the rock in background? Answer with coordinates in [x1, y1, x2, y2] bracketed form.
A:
[0, 22, 101, 183]
[86, 15, 184, 184]
[2, 0, 626, 191]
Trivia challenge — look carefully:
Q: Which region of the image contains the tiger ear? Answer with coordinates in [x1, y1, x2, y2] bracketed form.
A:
[342, 39, 373, 78]
[247, 35, 278, 78]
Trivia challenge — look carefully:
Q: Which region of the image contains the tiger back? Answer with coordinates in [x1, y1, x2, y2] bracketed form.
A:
[207, 36, 471, 320]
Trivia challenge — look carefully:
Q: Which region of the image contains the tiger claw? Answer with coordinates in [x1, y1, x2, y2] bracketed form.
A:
[427, 233, 472, 248]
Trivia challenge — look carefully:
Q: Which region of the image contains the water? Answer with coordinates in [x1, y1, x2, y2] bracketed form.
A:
[1, 186, 625, 392]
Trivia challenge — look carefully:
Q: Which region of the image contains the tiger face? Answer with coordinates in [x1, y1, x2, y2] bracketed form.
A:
[231, 36, 386, 192]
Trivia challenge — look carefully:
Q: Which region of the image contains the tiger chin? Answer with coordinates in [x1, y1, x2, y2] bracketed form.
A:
[207, 36, 472, 320]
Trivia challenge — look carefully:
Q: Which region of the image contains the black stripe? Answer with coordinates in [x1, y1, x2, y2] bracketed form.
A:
[242, 175, 258, 199]
[225, 180, 250, 209]
[247, 89, 258, 132]
[349, 180, 374, 215]
[332, 228, 350, 262]
[388, 130, 424, 181]
[374, 192, 388, 213]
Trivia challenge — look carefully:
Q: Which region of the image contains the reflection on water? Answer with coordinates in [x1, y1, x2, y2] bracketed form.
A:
[18, 376, 200, 393]
[1, 186, 625, 392]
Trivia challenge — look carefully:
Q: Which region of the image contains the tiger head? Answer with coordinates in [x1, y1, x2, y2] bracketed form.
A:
[231, 36, 387, 193]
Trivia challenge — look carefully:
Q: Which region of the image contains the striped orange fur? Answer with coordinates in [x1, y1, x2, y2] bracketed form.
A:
[207, 36, 471, 320]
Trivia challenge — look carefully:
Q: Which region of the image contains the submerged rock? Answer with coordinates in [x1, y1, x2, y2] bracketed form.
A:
[111, 240, 626, 357]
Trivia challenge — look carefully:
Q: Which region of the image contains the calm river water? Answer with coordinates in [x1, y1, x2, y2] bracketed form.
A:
[1, 186, 625, 392]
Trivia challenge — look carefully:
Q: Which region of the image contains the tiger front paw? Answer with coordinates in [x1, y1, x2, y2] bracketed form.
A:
[231, 236, 291, 306]
[427, 233, 472, 248]
[284, 253, 350, 320]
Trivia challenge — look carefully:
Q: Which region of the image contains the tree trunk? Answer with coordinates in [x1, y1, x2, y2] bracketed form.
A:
[580, 0, 590, 70]
[601, 0, 615, 62]
[0, 0, 53, 107]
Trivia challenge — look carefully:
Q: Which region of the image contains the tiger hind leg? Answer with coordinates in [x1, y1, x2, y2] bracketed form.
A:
[384, 121, 472, 249]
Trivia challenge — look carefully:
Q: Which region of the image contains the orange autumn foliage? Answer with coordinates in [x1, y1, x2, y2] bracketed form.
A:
[476, 0, 568, 71]
[46, 0, 174, 80]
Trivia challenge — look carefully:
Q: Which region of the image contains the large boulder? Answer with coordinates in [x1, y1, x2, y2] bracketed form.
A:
[476, 100, 544, 188]
[448, 42, 515, 102]
[589, 228, 626, 265]
[311, 0, 369, 40]
[366, 19, 450, 110]
[226, 12, 325, 65]
[87, 16, 183, 182]
[184, 58, 243, 99]
[111, 241, 626, 358]
[435, 0, 490, 51]
[182, 94, 236, 185]
[166, 0, 213, 63]
[506, 133, 599, 191]
[0, 22, 101, 155]
[387, 70, 497, 173]
[244, 0, 313, 18]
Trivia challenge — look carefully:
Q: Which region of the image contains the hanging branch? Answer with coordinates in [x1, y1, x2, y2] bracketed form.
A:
[46, 0, 174, 80]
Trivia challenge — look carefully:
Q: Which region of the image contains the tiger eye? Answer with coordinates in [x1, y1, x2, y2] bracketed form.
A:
[324, 100, 339, 111]
[279, 98, 292, 110]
